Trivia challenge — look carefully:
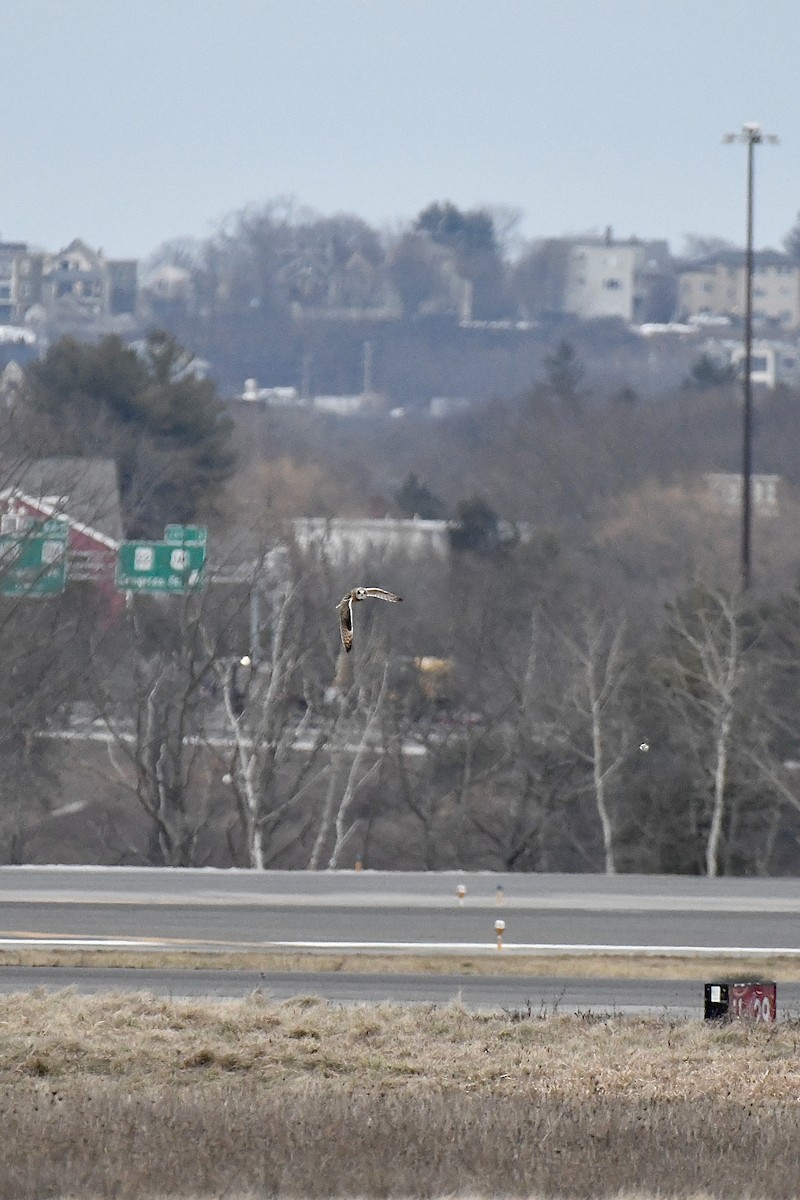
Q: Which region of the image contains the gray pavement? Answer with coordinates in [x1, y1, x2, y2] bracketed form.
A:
[2, 964, 796, 1016]
[1, 867, 797, 1012]
[0, 866, 798, 952]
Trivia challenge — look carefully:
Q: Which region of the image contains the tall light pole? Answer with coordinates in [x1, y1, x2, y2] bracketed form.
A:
[723, 123, 778, 590]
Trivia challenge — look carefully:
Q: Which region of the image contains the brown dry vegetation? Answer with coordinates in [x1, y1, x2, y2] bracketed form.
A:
[4, 946, 800, 982]
[1, 991, 799, 1199]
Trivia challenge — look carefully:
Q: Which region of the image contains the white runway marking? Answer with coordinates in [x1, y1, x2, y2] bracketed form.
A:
[0, 937, 167, 948]
[1, 935, 799, 956]
[267, 940, 800, 956]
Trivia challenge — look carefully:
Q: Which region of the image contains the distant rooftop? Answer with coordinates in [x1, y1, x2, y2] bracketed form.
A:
[4, 457, 124, 542]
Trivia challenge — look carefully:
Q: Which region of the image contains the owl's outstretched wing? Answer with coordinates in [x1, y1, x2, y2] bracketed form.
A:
[338, 597, 354, 652]
[360, 588, 402, 603]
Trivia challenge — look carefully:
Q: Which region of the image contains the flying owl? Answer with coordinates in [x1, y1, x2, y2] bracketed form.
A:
[336, 587, 402, 652]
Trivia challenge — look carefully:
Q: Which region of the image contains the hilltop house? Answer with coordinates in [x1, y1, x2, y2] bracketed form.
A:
[0, 458, 124, 612]
[0, 238, 138, 328]
[677, 250, 800, 330]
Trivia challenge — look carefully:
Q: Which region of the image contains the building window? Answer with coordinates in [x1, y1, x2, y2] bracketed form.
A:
[604, 278, 621, 290]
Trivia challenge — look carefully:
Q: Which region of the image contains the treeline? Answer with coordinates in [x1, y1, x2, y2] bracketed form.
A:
[11, 539, 800, 877]
[148, 199, 545, 325]
[4, 331, 800, 874]
[142, 199, 686, 400]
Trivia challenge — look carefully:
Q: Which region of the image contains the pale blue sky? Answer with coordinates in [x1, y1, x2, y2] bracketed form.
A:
[4, 1, 798, 260]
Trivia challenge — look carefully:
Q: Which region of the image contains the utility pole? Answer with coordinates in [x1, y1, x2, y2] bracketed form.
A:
[723, 123, 778, 590]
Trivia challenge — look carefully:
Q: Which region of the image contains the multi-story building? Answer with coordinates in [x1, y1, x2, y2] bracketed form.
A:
[0, 242, 43, 324]
[40, 239, 107, 316]
[0, 238, 138, 325]
[700, 336, 800, 389]
[559, 232, 672, 323]
[677, 250, 800, 329]
[41, 239, 138, 318]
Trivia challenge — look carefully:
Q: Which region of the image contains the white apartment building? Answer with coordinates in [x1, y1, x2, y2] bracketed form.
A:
[678, 251, 800, 329]
[564, 240, 642, 321]
[0, 238, 137, 324]
[561, 233, 671, 323]
[292, 517, 450, 562]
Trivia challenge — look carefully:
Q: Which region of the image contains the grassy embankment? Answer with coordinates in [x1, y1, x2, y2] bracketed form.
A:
[4, 944, 800, 980]
[1, 990, 800, 1199]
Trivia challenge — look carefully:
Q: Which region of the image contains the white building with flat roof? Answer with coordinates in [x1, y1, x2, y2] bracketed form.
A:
[678, 251, 800, 329]
[292, 516, 450, 562]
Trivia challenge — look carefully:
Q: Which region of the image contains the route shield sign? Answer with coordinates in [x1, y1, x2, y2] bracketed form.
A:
[116, 539, 206, 593]
[0, 519, 68, 597]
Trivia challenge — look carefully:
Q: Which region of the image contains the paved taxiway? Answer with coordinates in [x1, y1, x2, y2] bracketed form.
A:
[0, 867, 797, 1012]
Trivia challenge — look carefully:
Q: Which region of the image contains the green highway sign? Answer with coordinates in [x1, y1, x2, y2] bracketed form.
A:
[116, 539, 206, 593]
[0, 520, 68, 597]
[164, 524, 207, 546]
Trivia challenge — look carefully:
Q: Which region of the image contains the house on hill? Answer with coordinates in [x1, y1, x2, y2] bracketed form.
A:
[677, 250, 800, 329]
[0, 458, 124, 611]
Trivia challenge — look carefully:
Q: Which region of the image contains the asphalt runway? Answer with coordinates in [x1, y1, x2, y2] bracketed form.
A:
[0, 867, 798, 1012]
[0, 901, 798, 952]
[1, 866, 800, 952]
[2, 964, 796, 1017]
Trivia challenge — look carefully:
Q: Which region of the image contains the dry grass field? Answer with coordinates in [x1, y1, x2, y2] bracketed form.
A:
[6, 945, 800, 981]
[1, 990, 799, 1199]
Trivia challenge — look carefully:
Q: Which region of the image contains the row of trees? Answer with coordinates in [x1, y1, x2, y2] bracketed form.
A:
[6, 531, 800, 877]
[140, 198, 702, 402]
[148, 199, 530, 326]
[32, 197, 800, 408]
[149, 197, 800, 328]
[3, 329, 800, 874]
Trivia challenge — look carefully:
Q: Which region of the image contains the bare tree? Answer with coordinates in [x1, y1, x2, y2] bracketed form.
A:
[554, 615, 632, 874]
[388, 706, 499, 870]
[306, 652, 389, 870]
[99, 594, 223, 866]
[0, 595, 94, 861]
[325, 666, 389, 869]
[495, 611, 582, 872]
[728, 593, 800, 873]
[658, 585, 750, 877]
[215, 573, 330, 869]
[0, 448, 127, 861]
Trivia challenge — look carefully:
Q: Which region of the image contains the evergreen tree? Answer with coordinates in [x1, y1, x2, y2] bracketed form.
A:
[544, 339, 586, 413]
[23, 332, 235, 535]
[395, 472, 446, 520]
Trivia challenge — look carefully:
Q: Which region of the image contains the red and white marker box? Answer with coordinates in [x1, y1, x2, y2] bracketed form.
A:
[729, 981, 776, 1022]
[705, 980, 776, 1022]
